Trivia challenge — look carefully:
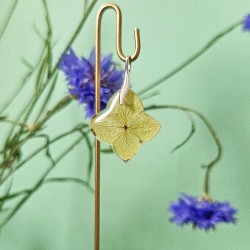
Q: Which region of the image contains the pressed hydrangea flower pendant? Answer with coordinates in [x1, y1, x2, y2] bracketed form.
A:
[90, 58, 160, 161]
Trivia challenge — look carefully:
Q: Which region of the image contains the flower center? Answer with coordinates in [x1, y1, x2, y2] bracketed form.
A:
[202, 210, 214, 220]
[124, 125, 128, 130]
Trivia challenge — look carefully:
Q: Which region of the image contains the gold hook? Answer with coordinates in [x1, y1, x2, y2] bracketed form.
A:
[94, 3, 141, 250]
[96, 3, 141, 62]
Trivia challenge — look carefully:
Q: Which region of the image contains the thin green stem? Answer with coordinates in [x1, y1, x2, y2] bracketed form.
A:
[42, 0, 53, 77]
[0, 189, 30, 202]
[1, 46, 47, 124]
[140, 91, 160, 101]
[0, 180, 13, 209]
[30, 0, 98, 121]
[0, 95, 73, 171]
[0, 177, 94, 203]
[0, 0, 18, 41]
[34, 73, 58, 122]
[1, 0, 98, 173]
[170, 113, 196, 153]
[2, 0, 97, 155]
[4, 0, 97, 139]
[0, 123, 89, 185]
[145, 104, 223, 195]
[84, 0, 89, 15]
[0, 1, 98, 224]
[50, 0, 98, 78]
[0, 119, 29, 129]
[0, 135, 85, 229]
[139, 20, 242, 96]
[44, 177, 94, 193]
[0, 70, 32, 116]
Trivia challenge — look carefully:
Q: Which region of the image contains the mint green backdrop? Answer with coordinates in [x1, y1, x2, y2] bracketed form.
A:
[0, 0, 250, 249]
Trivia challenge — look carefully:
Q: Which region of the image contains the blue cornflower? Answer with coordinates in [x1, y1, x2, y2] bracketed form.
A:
[169, 193, 237, 230]
[59, 48, 124, 118]
[243, 14, 250, 31]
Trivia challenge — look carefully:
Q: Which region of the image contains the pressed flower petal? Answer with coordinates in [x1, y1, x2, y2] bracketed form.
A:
[128, 113, 161, 143]
[90, 90, 160, 161]
[113, 129, 141, 161]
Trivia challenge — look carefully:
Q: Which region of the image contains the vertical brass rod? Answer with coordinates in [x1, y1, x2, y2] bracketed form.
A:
[94, 7, 101, 248]
[95, 3, 140, 250]
[95, 17, 101, 250]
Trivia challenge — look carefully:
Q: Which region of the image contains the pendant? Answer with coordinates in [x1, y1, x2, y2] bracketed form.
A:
[90, 89, 160, 161]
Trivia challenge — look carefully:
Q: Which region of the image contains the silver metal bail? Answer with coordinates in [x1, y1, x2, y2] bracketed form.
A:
[119, 56, 131, 104]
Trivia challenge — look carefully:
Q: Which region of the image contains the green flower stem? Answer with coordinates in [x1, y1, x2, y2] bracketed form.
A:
[0, 96, 73, 174]
[1, 0, 98, 171]
[0, 44, 47, 119]
[44, 177, 94, 193]
[0, 0, 18, 41]
[0, 134, 86, 229]
[42, 0, 53, 77]
[0, 119, 29, 129]
[0, 189, 30, 202]
[145, 104, 222, 195]
[84, 0, 89, 15]
[1, 49, 50, 174]
[0, 177, 94, 203]
[170, 113, 196, 154]
[0, 69, 32, 116]
[0, 123, 89, 185]
[50, 0, 98, 78]
[139, 20, 242, 96]
[34, 73, 58, 122]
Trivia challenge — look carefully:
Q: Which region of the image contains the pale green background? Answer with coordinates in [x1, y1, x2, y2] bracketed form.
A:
[0, 0, 250, 249]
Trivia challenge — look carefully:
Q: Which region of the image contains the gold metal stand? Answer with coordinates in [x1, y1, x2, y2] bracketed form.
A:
[95, 3, 140, 250]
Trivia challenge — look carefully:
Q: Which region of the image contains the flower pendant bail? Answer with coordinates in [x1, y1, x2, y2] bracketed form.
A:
[119, 56, 131, 105]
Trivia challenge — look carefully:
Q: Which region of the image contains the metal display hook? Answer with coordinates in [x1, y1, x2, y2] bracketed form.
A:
[94, 3, 141, 250]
